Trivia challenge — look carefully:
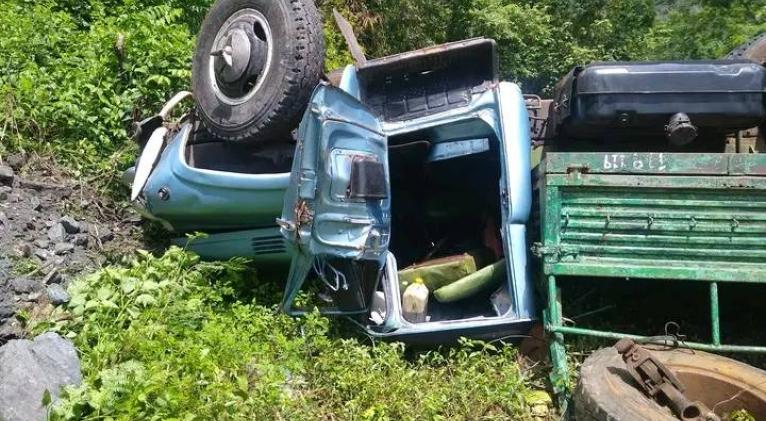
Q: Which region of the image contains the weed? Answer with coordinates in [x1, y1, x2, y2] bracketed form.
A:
[35, 247, 546, 420]
[10, 256, 42, 276]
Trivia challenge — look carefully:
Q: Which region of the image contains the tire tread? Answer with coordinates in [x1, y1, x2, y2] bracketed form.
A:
[195, 0, 324, 142]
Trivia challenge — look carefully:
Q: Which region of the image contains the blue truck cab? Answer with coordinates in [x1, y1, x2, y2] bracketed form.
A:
[134, 38, 535, 341]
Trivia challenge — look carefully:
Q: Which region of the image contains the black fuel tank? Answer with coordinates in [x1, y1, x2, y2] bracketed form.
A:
[550, 60, 766, 142]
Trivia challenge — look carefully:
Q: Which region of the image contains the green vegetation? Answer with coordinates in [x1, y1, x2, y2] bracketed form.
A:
[1, 0, 764, 187]
[728, 409, 757, 421]
[35, 247, 543, 420]
[2, 2, 765, 418]
[0, 1, 195, 189]
[11, 256, 43, 276]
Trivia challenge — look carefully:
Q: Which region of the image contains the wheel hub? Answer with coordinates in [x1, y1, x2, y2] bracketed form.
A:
[209, 9, 272, 105]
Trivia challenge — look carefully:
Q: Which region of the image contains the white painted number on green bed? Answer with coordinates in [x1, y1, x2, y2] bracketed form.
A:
[602, 153, 666, 171]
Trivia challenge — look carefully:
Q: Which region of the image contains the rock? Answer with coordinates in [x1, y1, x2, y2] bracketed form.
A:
[99, 229, 114, 243]
[0, 322, 23, 342]
[59, 216, 80, 234]
[33, 249, 48, 261]
[43, 270, 62, 285]
[0, 333, 82, 421]
[46, 285, 70, 305]
[34, 239, 50, 249]
[47, 224, 66, 242]
[15, 243, 31, 258]
[24, 292, 42, 303]
[0, 186, 10, 201]
[0, 302, 15, 320]
[10, 279, 38, 294]
[0, 166, 14, 186]
[72, 234, 89, 247]
[53, 242, 74, 255]
[30, 197, 42, 211]
[5, 153, 27, 170]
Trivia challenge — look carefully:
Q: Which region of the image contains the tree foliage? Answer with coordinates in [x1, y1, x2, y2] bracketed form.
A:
[641, 0, 766, 59]
[1, 0, 765, 185]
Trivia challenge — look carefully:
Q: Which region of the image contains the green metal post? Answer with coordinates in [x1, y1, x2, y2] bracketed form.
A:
[710, 282, 721, 346]
[546, 275, 569, 409]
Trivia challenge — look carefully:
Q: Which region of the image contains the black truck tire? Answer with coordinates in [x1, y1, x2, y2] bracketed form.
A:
[574, 346, 766, 421]
[726, 33, 766, 64]
[192, 0, 324, 142]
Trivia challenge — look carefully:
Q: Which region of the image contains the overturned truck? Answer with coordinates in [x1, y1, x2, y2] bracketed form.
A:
[126, 1, 766, 418]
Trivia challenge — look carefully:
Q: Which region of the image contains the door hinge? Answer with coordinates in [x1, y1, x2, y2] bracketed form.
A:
[298, 170, 317, 199]
[276, 218, 295, 232]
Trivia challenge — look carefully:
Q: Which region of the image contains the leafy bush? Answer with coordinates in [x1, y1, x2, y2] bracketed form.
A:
[38, 247, 543, 420]
[0, 1, 193, 187]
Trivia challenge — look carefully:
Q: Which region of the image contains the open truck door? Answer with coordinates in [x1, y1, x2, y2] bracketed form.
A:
[279, 84, 390, 315]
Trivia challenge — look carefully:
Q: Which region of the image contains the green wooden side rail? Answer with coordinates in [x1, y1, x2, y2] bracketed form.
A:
[537, 152, 766, 408]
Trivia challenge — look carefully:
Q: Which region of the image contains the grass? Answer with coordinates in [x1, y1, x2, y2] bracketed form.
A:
[33, 247, 549, 421]
[11, 256, 43, 277]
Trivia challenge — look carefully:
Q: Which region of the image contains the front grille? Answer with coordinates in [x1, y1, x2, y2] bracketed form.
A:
[251, 235, 286, 255]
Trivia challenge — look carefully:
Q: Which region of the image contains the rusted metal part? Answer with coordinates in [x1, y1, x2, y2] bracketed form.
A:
[615, 338, 720, 421]
[332, 9, 367, 66]
[726, 33, 766, 64]
[524, 95, 552, 144]
[294, 199, 312, 227]
[576, 346, 766, 420]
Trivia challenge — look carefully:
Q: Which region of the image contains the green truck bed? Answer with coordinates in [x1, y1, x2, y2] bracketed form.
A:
[537, 152, 766, 402]
[540, 152, 766, 282]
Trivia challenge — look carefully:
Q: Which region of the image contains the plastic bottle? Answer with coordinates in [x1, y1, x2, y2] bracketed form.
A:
[402, 277, 429, 323]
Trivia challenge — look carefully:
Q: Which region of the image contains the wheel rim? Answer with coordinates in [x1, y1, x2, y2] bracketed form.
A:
[209, 8, 273, 106]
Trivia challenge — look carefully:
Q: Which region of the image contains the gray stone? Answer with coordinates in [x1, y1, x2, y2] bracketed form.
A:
[15, 243, 31, 258]
[33, 249, 48, 260]
[46, 285, 70, 305]
[0, 166, 14, 186]
[0, 302, 15, 319]
[72, 234, 89, 247]
[47, 224, 66, 242]
[6, 153, 27, 170]
[43, 270, 62, 285]
[0, 186, 10, 201]
[0, 333, 82, 421]
[59, 216, 80, 234]
[24, 292, 42, 303]
[53, 243, 74, 255]
[10, 278, 38, 294]
[99, 229, 114, 243]
[30, 197, 42, 211]
[34, 239, 50, 249]
[0, 322, 23, 341]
